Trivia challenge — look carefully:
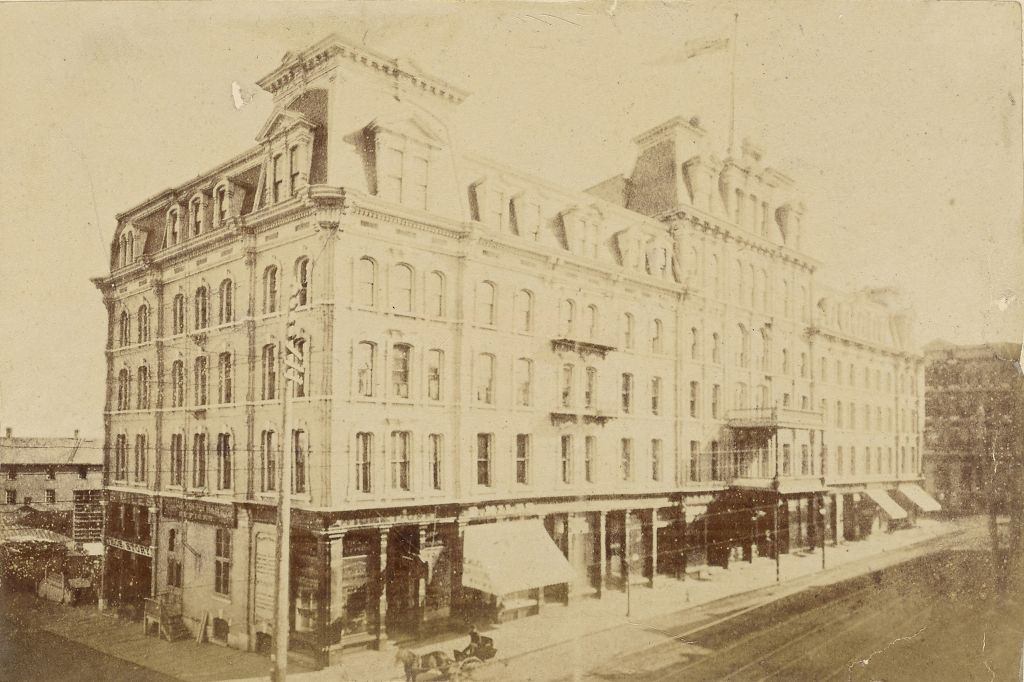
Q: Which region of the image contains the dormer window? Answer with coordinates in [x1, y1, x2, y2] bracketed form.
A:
[167, 208, 180, 246]
[289, 146, 301, 196]
[190, 198, 203, 237]
[216, 186, 228, 225]
[272, 154, 284, 203]
[379, 143, 429, 211]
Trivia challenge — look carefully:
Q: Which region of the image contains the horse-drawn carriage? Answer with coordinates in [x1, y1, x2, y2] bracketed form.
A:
[397, 632, 497, 680]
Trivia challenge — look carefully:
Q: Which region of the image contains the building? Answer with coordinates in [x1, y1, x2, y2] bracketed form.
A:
[923, 341, 1023, 514]
[92, 35, 931, 667]
[0, 428, 104, 542]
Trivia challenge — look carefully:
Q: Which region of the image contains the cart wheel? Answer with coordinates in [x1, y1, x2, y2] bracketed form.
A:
[459, 656, 483, 673]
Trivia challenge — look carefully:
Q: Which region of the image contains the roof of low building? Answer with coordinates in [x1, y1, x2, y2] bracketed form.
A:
[0, 436, 103, 467]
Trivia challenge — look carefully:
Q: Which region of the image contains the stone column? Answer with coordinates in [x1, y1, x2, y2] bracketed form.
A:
[148, 505, 159, 598]
[649, 509, 658, 588]
[417, 526, 427, 634]
[316, 532, 330, 669]
[597, 511, 607, 597]
[450, 519, 466, 626]
[375, 526, 390, 650]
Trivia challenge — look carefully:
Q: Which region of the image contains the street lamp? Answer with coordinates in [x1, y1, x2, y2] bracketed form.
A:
[625, 551, 639, 618]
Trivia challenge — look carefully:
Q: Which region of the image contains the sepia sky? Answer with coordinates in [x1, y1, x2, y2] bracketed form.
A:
[0, 1, 1021, 438]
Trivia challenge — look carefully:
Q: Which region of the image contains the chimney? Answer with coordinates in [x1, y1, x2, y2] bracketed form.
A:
[4, 428, 11, 438]
[74, 429, 80, 439]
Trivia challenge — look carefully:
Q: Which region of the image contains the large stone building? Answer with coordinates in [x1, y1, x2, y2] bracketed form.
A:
[923, 341, 1023, 514]
[92, 35, 931, 666]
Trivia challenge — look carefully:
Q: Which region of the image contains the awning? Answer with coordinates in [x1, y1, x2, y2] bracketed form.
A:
[864, 489, 908, 520]
[461, 519, 575, 596]
[898, 484, 942, 513]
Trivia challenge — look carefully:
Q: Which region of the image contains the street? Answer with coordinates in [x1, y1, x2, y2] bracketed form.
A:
[573, 547, 1023, 681]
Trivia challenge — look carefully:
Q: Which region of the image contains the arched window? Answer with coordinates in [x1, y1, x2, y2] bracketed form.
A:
[515, 289, 534, 333]
[710, 254, 720, 297]
[218, 279, 233, 324]
[758, 384, 769, 408]
[118, 311, 131, 347]
[586, 305, 599, 340]
[427, 271, 445, 317]
[623, 313, 635, 349]
[190, 197, 203, 237]
[561, 363, 575, 408]
[291, 338, 307, 398]
[117, 369, 130, 411]
[356, 342, 375, 397]
[217, 352, 233, 403]
[391, 344, 411, 399]
[759, 329, 770, 370]
[737, 324, 749, 367]
[216, 433, 232, 491]
[712, 332, 721, 363]
[475, 353, 495, 404]
[194, 287, 209, 330]
[747, 263, 756, 308]
[294, 257, 311, 307]
[215, 185, 228, 226]
[260, 430, 276, 492]
[137, 305, 150, 343]
[357, 257, 376, 307]
[735, 260, 745, 304]
[781, 348, 790, 375]
[515, 358, 533, 407]
[426, 349, 443, 401]
[172, 294, 185, 335]
[170, 360, 185, 407]
[560, 299, 576, 337]
[759, 269, 769, 311]
[651, 319, 663, 354]
[392, 264, 413, 314]
[167, 208, 180, 246]
[585, 366, 597, 409]
[477, 281, 497, 326]
[192, 433, 208, 489]
[136, 366, 150, 410]
[263, 266, 278, 314]
[194, 356, 208, 406]
[781, 279, 791, 317]
[690, 327, 700, 360]
[261, 344, 277, 400]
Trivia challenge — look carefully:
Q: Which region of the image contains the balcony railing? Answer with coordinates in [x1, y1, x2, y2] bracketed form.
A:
[727, 407, 824, 429]
[550, 338, 617, 359]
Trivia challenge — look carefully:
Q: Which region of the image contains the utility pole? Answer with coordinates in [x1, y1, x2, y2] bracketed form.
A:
[273, 287, 303, 682]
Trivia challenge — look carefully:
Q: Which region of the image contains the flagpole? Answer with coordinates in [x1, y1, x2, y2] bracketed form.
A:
[728, 12, 739, 157]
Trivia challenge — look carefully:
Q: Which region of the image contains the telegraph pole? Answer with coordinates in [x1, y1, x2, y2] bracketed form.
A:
[273, 288, 303, 682]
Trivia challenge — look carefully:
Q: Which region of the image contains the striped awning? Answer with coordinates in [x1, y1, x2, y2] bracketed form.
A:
[461, 519, 575, 596]
[898, 484, 942, 512]
[864, 489, 908, 520]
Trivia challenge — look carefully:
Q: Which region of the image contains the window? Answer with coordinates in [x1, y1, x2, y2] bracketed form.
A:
[429, 434, 443, 490]
[836, 446, 844, 476]
[272, 154, 284, 203]
[292, 429, 307, 494]
[850, 447, 857, 476]
[712, 333, 721, 363]
[620, 438, 633, 481]
[136, 366, 150, 410]
[734, 382, 748, 409]
[6, 470, 13, 482]
[382, 148, 404, 202]
[191, 358, 213, 410]
[114, 434, 128, 480]
[651, 377, 662, 415]
[294, 257, 311, 308]
[623, 313, 635, 349]
[426, 349, 443, 401]
[260, 430, 276, 492]
[689, 381, 699, 418]
[118, 311, 130, 347]
[476, 434, 492, 486]
[848, 403, 856, 429]
[172, 295, 186, 335]
[711, 384, 722, 419]
[585, 436, 596, 483]
[355, 432, 372, 493]
[391, 344, 411, 399]
[621, 373, 633, 413]
[356, 342, 375, 397]
[217, 352, 233, 404]
[216, 186, 228, 225]
[561, 299, 576, 337]
[835, 360, 842, 385]
[171, 361, 185, 407]
[476, 353, 495, 404]
[357, 257, 376, 308]
[690, 327, 700, 360]
[835, 401, 843, 428]
[801, 445, 810, 475]
[167, 209, 180, 246]
[133, 434, 147, 482]
[391, 264, 413, 314]
[390, 431, 410, 491]
[515, 290, 533, 332]
[689, 441, 699, 482]
[137, 305, 150, 343]
[477, 281, 497, 326]
[170, 434, 184, 486]
[214, 528, 231, 596]
[78, 466, 87, 480]
[191, 198, 203, 236]
[117, 369, 130, 411]
[217, 279, 233, 325]
[289, 145, 301, 196]
[820, 358, 827, 382]
[561, 364, 575, 408]
[261, 344, 277, 400]
[515, 358, 533, 407]
[192, 433, 207, 488]
[216, 433, 232, 490]
[651, 319, 663, 353]
[194, 287, 209, 329]
[737, 324, 750, 367]
[515, 434, 530, 485]
[263, 266, 279, 314]
[560, 435, 573, 484]
[584, 367, 597, 409]
[47, 490, 57, 504]
[782, 444, 792, 476]
[651, 439, 662, 481]
[710, 254, 721, 296]
[800, 352, 808, 378]
[580, 303, 598, 342]
[408, 155, 428, 210]
[427, 272, 445, 317]
[291, 338, 307, 398]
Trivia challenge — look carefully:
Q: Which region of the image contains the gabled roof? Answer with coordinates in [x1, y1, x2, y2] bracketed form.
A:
[0, 437, 103, 466]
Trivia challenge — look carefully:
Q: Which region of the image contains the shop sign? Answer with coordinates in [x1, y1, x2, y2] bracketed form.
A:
[162, 497, 236, 527]
[106, 536, 153, 557]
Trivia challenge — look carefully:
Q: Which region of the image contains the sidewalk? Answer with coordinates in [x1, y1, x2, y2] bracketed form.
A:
[270, 518, 965, 682]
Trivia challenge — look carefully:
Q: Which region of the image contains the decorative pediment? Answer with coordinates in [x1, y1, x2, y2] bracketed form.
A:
[256, 108, 317, 143]
[614, 225, 653, 270]
[367, 113, 445, 148]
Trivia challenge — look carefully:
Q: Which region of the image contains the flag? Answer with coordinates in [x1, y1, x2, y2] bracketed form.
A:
[644, 37, 730, 67]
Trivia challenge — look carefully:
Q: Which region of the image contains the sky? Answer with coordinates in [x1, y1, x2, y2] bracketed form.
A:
[0, 1, 1021, 438]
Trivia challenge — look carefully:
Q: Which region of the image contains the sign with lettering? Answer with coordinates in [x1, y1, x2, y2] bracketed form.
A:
[106, 536, 153, 557]
[162, 497, 236, 527]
